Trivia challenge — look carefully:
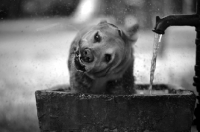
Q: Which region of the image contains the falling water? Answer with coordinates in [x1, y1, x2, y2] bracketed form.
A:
[149, 33, 163, 94]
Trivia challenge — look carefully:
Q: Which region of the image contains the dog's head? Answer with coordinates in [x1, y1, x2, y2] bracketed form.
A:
[73, 20, 138, 79]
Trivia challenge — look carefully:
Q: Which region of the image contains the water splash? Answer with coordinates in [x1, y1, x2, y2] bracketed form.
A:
[149, 33, 162, 94]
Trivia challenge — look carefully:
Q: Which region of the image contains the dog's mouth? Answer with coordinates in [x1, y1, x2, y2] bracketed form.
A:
[74, 52, 86, 72]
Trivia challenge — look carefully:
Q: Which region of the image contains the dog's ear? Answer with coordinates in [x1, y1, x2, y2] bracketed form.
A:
[99, 20, 108, 25]
[125, 23, 139, 42]
[120, 23, 139, 44]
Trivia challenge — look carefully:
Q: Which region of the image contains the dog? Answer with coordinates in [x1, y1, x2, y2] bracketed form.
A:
[68, 20, 138, 94]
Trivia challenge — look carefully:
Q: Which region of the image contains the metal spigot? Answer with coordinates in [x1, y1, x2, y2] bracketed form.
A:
[152, 0, 200, 131]
[153, 15, 200, 34]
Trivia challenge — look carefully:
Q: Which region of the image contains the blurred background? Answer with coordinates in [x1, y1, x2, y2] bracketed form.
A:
[0, 0, 198, 131]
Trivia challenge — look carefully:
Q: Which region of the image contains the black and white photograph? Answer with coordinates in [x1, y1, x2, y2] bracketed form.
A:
[0, 0, 199, 131]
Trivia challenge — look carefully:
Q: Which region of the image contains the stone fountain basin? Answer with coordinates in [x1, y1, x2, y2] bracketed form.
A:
[35, 84, 196, 132]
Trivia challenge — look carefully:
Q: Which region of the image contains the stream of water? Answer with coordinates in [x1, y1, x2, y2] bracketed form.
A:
[149, 33, 163, 94]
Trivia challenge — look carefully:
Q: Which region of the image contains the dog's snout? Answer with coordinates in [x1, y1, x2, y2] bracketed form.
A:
[80, 48, 94, 63]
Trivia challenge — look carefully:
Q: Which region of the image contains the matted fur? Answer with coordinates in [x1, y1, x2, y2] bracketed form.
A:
[68, 21, 138, 94]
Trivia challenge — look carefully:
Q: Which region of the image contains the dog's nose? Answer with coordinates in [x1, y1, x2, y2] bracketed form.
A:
[80, 48, 94, 63]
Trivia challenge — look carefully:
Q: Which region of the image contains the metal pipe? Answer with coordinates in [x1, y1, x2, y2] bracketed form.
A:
[194, 26, 200, 131]
[153, 15, 200, 34]
[153, 0, 200, 131]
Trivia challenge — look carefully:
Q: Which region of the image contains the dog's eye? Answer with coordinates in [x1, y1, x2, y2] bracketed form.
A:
[94, 32, 101, 43]
[73, 47, 77, 52]
[105, 54, 112, 63]
[118, 29, 122, 36]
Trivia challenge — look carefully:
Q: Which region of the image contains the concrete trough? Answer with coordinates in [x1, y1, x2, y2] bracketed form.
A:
[35, 84, 196, 132]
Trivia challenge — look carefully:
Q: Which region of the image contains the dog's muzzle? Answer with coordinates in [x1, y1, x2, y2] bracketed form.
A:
[80, 48, 94, 63]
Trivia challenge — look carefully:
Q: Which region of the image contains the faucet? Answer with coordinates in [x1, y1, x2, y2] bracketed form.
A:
[153, 14, 200, 34]
[153, 0, 200, 131]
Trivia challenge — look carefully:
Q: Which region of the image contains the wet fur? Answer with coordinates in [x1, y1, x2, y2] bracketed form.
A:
[68, 21, 138, 94]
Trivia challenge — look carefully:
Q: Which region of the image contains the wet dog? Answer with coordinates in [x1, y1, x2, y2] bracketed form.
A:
[68, 21, 138, 94]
